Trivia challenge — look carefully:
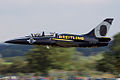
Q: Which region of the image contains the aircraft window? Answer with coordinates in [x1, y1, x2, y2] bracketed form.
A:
[28, 32, 58, 37]
[30, 33, 41, 37]
[44, 33, 56, 37]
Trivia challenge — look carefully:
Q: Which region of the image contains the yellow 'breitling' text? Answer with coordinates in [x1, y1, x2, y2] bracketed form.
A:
[58, 35, 84, 40]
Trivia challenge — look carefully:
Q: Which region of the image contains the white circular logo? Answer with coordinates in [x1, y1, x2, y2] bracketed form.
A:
[27, 38, 36, 44]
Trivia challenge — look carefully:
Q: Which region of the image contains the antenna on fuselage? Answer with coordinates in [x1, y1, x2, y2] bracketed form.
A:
[42, 31, 45, 36]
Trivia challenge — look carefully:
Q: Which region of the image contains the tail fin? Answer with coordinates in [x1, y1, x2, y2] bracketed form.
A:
[86, 18, 114, 37]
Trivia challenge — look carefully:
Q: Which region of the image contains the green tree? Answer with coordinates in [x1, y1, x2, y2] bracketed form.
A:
[111, 32, 120, 73]
[26, 46, 75, 74]
[96, 52, 117, 74]
[8, 59, 28, 73]
[49, 47, 74, 70]
[96, 32, 120, 74]
[26, 46, 53, 73]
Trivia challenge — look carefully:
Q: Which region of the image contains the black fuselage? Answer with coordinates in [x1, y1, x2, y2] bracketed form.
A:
[5, 34, 111, 48]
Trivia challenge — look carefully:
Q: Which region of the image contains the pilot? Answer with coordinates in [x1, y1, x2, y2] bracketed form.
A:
[38, 33, 41, 37]
[34, 33, 37, 37]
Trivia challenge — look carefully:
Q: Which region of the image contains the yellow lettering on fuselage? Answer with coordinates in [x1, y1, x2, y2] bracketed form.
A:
[58, 35, 84, 40]
[59, 35, 63, 38]
[78, 37, 84, 40]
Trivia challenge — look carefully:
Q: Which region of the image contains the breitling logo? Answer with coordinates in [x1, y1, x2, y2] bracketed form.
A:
[27, 38, 36, 44]
[58, 35, 84, 40]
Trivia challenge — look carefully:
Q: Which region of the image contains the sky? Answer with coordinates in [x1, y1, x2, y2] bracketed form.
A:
[0, 0, 120, 42]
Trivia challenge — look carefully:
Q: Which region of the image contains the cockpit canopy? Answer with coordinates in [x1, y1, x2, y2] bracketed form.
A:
[26, 32, 58, 37]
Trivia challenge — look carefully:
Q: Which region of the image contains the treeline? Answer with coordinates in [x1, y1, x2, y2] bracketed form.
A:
[0, 46, 103, 76]
[0, 43, 109, 57]
[0, 44, 32, 57]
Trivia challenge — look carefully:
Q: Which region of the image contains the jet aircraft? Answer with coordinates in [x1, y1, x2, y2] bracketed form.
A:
[5, 18, 114, 48]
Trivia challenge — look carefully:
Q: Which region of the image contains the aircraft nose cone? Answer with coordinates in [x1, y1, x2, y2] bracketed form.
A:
[5, 39, 22, 44]
[5, 40, 16, 43]
[5, 37, 29, 44]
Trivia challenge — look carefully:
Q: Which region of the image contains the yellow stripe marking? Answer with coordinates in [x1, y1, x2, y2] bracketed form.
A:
[52, 38, 73, 41]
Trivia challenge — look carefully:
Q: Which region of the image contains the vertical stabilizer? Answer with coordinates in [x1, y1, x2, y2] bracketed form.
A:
[86, 18, 114, 37]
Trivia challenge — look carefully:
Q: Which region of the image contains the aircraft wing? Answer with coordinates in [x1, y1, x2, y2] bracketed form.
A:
[51, 38, 75, 47]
